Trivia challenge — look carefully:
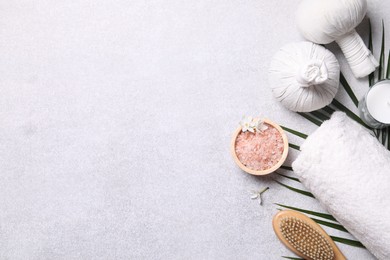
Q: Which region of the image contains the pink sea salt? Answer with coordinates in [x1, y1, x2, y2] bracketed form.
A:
[235, 124, 284, 171]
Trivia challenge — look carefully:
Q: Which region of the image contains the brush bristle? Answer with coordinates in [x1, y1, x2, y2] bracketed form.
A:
[279, 217, 334, 260]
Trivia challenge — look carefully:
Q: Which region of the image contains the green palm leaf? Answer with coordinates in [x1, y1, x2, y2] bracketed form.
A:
[288, 143, 300, 150]
[311, 217, 349, 233]
[340, 73, 359, 107]
[297, 112, 322, 126]
[376, 20, 390, 149]
[321, 105, 335, 115]
[281, 126, 308, 139]
[382, 128, 387, 145]
[274, 180, 314, 198]
[330, 236, 365, 248]
[281, 165, 293, 171]
[368, 19, 375, 87]
[378, 20, 385, 80]
[388, 127, 390, 150]
[387, 50, 390, 79]
[276, 172, 301, 182]
[275, 204, 337, 222]
[309, 110, 330, 121]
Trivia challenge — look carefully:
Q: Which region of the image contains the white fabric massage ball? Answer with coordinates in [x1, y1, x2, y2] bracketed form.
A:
[296, 0, 378, 78]
[269, 42, 340, 112]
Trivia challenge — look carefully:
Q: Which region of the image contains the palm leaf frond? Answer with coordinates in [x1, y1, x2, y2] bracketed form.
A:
[281, 165, 293, 171]
[378, 20, 386, 80]
[309, 111, 330, 121]
[387, 50, 390, 79]
[275, 172, 301, 182]
[330, 236, 365, 248]
[388, 127, 390, 150]
[274, 180, 314, 198]
[288, 143, 300, 150]
[368, 19, 375, 87]
[382, 128, 387, 145]
[275, 203, 337, 222]
[340, 72, 358, 107]
[281, 126, 308, 139]
[311, 217, 349, 233]
[297, 112, 322, 126]
[321, 105, 335, 115]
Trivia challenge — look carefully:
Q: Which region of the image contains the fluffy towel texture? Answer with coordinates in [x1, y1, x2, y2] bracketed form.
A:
[293, 112, 390, 260]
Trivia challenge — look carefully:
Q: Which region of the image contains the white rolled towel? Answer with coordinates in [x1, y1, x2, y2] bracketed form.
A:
[293, 112, 390, 260]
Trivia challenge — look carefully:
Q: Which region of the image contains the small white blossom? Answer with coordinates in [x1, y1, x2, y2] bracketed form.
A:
[240, 116, 255, 132]
[240, 116, 268, 133]
[249, 187, 269, 205]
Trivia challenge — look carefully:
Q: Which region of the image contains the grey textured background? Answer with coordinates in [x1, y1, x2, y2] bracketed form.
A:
[0, 0, 387, 259]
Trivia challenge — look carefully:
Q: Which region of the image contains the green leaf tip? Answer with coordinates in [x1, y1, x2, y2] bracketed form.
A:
[274, 181, 314, 198]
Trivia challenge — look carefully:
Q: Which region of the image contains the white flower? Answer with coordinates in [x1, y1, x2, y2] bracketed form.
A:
[239, 116, 268, 133]
[240, 116, 256, 132]
[249, 187, 269, 206]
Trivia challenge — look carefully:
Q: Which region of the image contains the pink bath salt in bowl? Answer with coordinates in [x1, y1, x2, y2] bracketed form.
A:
[235, 125, 284, 171]
[231, 119, 289, 175]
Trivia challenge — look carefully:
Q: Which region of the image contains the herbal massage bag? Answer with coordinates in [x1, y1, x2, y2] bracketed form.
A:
[293, 112, 390, 260]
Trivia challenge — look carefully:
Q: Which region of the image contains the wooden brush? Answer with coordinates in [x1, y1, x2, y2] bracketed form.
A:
[273, 210, 346, 260]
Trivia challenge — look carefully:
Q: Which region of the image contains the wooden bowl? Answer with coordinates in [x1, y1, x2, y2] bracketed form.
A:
[230, 119, 289, 175]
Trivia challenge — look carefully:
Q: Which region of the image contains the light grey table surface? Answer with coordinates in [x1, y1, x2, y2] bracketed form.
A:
[0, 1, 388, 259]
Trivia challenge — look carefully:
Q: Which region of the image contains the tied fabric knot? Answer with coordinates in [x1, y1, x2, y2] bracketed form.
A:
[269, 42, 339, 112]
[296, 60, 328, 87]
